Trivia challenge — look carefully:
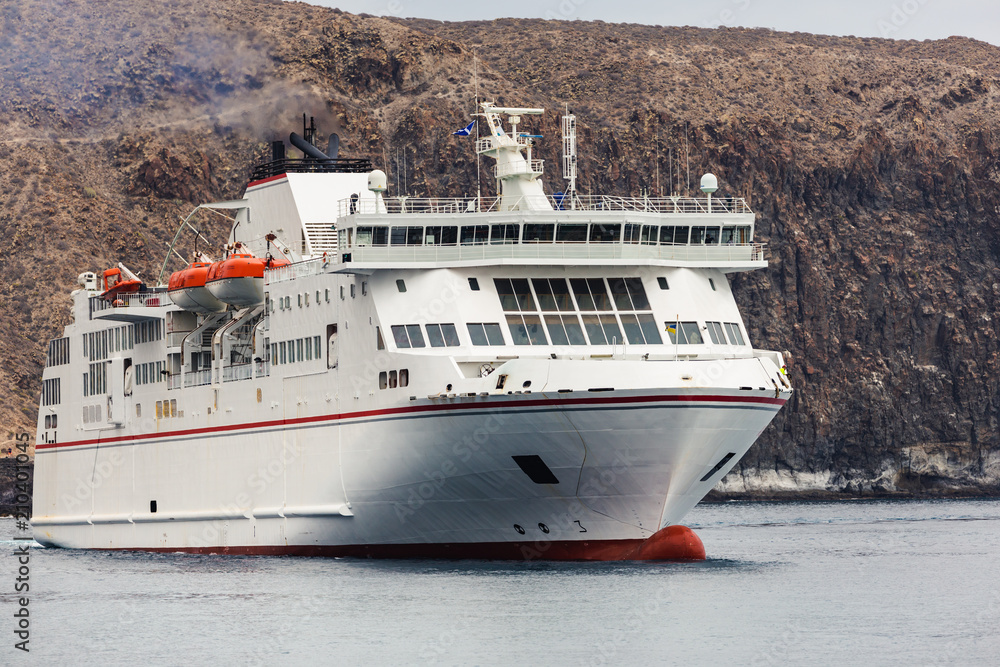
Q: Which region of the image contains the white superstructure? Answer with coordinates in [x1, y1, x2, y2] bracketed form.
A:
[31, 106, 792, 559]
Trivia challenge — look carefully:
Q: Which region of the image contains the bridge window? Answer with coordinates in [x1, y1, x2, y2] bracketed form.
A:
[357, 226, 388, 246]
[424, 226, 458, 245]
[495, 278, 537, 312]
[556, 224, 587, 242]
[467, 323, 505, 346]
[490, 224, 519, 244]
[544, 314, 587, 345]
[506, 314, 547, 346]
[725, 322, 746, 346]
[641, 225, 658, 245]
[391, 324, 426, 349]
[426, 323, 460, 347]
[689, 226, 706, 244]
[706, 321, 727, 344]
[665, 322, 704, 345]
[589, 224, 620, 243]
[705, 226, 721, 244]
[523, 224, 554, 243]
[460, 225, 489, 245]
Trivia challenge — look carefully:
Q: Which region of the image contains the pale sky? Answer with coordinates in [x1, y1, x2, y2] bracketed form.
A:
[307, 0, 1000, 45]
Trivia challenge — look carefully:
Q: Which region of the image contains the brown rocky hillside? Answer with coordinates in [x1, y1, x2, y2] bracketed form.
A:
[1, 0, 999, 497]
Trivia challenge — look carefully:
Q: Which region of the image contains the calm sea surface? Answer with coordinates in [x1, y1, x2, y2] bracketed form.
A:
[3, 498, 998, 665]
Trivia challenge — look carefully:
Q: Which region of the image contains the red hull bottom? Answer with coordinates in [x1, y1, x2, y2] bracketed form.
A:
[102, 525, 706, 561]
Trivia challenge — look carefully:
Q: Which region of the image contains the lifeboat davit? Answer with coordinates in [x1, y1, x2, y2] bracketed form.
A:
[101, 267, 142, 302]
[168, 256, 227, 313]
[206, 251, 289, 307]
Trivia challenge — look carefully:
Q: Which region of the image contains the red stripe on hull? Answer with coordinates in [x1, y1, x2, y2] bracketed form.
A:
[37, 394, 786, 451]
[90, 526, 706, 561]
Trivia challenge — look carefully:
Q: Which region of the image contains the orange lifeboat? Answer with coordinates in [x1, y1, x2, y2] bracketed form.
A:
[101, 267, 142, 302]
[168, 256, 227, 313]
[206, 249, 289, 307]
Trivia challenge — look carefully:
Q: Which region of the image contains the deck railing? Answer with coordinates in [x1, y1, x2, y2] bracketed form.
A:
[339, 194, 751, 217]
[265, 256, 327, 285]
[89, 291, 172, 318]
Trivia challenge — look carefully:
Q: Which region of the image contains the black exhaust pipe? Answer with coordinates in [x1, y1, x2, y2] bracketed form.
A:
[326, 134, 340, 161]
[290, 132, 333, 162]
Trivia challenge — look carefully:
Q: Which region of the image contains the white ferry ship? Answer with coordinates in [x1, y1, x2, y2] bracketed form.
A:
[31, 105, 792, 559]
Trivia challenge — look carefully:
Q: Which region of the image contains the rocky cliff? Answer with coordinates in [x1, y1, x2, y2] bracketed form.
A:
[2, 0, 999, 497]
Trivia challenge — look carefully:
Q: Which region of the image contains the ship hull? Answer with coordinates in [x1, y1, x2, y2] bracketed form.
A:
[31, 392, 782, 559]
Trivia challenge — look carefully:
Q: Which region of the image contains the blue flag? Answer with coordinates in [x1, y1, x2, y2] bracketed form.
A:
[452, 120, 476, 136]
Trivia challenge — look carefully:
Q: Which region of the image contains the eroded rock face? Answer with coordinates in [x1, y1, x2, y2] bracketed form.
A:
[0, 1, 998, 497]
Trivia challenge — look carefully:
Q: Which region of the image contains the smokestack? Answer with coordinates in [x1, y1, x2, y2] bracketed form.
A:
[290, 132, 333, 162]
[271, 140, 285, 162]
[327, 134, 340, 161]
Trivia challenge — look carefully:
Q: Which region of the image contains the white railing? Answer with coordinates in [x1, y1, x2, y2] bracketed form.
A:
[167, 374, 182, 390]
[339, 242, 766, 265]
[223, 364, 253, 383]
[184, 368, 212, 388]
[90, 291, 172, 317]
[339, 194, 751, 217]
[255, 360, 271, 378]
[265, 257, 327, 285]
[494, 159, 544, 179]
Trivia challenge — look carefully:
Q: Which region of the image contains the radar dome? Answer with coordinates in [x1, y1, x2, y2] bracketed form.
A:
[700, 173, 718, 194]
[368, 169, 388, 193]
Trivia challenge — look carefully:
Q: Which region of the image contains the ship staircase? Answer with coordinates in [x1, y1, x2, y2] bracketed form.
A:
[213, 306, 264, 385]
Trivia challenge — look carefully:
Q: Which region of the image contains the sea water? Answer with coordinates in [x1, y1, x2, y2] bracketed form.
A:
[2, 498, 998, 665]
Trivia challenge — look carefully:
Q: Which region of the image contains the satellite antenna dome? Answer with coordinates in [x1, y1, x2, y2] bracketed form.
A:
[700, 173, 719, 194]
[368, 169, 388, 193]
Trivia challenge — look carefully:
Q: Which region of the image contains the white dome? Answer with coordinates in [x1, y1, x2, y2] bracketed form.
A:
[368, 169, 388, 193]
[700, 173, 719, 193]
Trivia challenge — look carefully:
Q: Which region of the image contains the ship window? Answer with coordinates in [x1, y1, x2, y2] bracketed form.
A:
[362, 282, 367, 296]
[423, 225, 458, 245]
[556, 223, 587, 242]
[721, 227, 734, 244]
[426, 323, 460, 348]
[468, 277, 480, 291]
[665, 321, 704, 345]
[570, 278, 612, 311]
[315, 335, 321, 359]
[467, 323, 504, 346]
[340, 286, 345, 300]
[641, 225, 658, 245]
[170, 399, 177, 417]
[657, 277, 669, 290]
[305, 339, 313, 361]
[490, 224, 519, 244]
[460, 224, 489, 245]
[709, 278, 716, 291]
[399, 369, 409, 387]
[391, 325, 425, 348]
[589, 223, 620, 243]
[379, 371, 387, 390]
[581, 315, 606, 345]
[298, 294, 302, 307]
[350, 284, 356, 299]
[506, 314, 547, 346]
[523, 224, 554, 243]
[544, 315, 586, 346]
[325, 288, 330, 303]
[136, 404, 141, 418]
[623, 223, 641, 244]
[620, 314, 645, 344]
[271, 343, 278, 364]
[305, 292, 310, 306]
[316, 290, 321, 304]
[690, 226, 707, 244]
[357, 226, 388, 246]
[156, 401, 162, 419]
[280, 342, 287, 364]
[389, 370, 398, 389]
[707, 321, 726, 345]
[396, 279, 406, 293]
[705, 227, 721, 245]
[285, 296, 291, 309]
[494, 278, 537, 312]
[672, 226, 690, 244]
[725, 323, 746, 346]
[532, 279, 557, 311]
[376, 327, 385, 350]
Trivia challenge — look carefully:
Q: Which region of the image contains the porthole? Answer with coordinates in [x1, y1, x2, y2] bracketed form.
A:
[522, 380, 531, 388]
[538, 523, 550, 534]
[513, 524, 525, 535]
